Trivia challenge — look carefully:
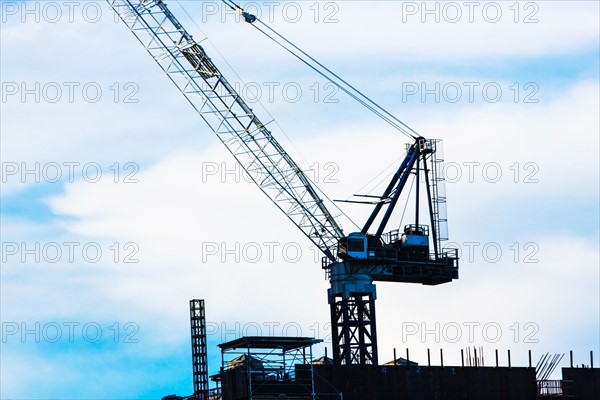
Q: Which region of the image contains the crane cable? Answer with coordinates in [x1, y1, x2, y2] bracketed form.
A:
[174, 0, 361, 232]
[221, 0, 419, 141]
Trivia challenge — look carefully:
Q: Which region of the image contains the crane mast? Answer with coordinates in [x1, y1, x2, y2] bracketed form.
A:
[107, 0, 343, 261]
[109, 0, 458, 369]
[328, 138, 458, 365]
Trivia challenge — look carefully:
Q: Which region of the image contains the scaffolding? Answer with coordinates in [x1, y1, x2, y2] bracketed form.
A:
[216, 336, 341, 400]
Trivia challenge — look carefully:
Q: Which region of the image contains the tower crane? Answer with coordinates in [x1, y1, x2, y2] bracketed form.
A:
[107, 0, 459, 367]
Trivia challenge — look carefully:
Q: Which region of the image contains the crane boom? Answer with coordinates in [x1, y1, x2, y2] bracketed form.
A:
[110, 0, 459, 368]
[107, 0, 344, 261]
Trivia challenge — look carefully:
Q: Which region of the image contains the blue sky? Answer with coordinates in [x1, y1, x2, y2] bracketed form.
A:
[1, 0, 599, 398]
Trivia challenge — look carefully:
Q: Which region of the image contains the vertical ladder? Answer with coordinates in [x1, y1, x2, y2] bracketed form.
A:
[429, 140, 449, 257]
[190, 299, 208, 399]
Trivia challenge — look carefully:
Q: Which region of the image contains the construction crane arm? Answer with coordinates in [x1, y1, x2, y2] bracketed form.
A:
[107, 0, 344, 261]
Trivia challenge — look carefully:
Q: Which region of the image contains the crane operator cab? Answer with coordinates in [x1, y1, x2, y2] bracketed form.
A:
[337, 232, 376, 260]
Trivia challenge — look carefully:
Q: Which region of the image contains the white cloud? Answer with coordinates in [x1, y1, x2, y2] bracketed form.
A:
[1, 0, 598, 396]
[23, 77, 594, 341]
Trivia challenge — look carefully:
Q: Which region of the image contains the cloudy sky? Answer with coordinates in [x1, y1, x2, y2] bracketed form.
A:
[1, 0, 599, 398]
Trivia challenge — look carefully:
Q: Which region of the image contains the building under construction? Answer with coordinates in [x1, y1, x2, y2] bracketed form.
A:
[161, 300, 600, 400]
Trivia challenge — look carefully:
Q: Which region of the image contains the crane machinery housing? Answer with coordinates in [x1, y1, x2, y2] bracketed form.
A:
[107, 0, 459, 369]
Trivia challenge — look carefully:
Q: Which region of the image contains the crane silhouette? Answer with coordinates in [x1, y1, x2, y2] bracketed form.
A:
[107, 0, 459, 367]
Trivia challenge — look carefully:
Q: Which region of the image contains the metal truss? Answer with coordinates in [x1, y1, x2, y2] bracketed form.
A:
[190, 299, 208, 399]
[330, 293, 378, 365]
[107, 0, 344, 261]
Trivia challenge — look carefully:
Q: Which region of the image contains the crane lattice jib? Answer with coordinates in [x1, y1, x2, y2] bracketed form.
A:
[108, 0, 344, 261]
